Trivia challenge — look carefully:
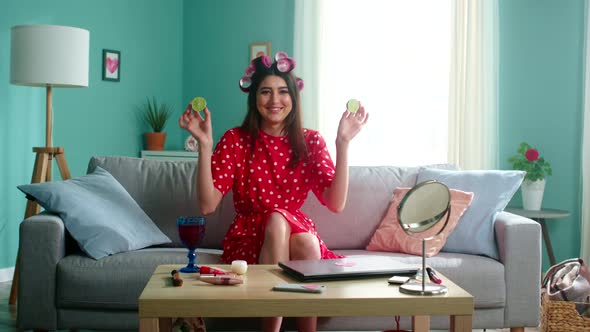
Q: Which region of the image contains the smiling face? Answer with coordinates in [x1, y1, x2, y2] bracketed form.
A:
[256, 75, 293, 134]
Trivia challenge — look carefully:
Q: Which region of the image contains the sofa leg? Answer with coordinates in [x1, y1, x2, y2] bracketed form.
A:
[510, 328, 524, 332]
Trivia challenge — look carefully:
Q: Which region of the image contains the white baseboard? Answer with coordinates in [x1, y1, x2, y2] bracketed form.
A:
[0, 266, 15, 283]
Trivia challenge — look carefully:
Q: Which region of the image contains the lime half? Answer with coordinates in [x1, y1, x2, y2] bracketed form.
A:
[191, 97, 207, 112]
[346, 99, 360, 113]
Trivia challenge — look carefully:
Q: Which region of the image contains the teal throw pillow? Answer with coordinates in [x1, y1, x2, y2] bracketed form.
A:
[416, 168, 525, 259]
[17, 166, 171, 259]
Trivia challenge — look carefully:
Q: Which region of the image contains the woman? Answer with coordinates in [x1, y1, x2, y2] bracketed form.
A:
[179, 52, 368, 332]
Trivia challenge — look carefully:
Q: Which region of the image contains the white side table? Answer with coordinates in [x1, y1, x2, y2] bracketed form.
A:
[505, 207, 570, 266]
[140, 150, 198, 162]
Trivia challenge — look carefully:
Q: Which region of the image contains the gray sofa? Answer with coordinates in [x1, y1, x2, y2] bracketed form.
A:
[17, 156, 541, 331]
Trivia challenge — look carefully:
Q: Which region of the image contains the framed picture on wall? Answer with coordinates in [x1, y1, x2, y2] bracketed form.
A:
[250, 42, 271, 60]
[102, 49, 120, 82]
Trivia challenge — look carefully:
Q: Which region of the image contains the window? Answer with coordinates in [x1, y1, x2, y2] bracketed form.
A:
[314, 0, 452, 166]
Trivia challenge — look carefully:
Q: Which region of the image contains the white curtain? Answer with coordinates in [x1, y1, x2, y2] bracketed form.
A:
[293, 0, 322, 130]
[579, 2, 590, 264]
[294, 0, 498, 168]
[447, 0, 499, 170]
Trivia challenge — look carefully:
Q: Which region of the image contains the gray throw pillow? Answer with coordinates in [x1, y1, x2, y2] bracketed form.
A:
[17, 166, 171, 259]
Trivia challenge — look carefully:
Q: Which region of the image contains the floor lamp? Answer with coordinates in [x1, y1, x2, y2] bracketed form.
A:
[8, 25, 89, 305]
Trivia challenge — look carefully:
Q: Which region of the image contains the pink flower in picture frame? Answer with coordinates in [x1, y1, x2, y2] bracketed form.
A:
[102, 49, 120, 82]
[106, 57, 118, 74]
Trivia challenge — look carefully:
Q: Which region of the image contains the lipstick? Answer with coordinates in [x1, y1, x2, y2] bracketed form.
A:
[426, 267, 442, 284]
[199, 266, 229, 275]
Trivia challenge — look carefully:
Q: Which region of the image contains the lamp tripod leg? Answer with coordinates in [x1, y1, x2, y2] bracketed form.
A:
[55, 152, 71, 180]
[8, 265, 18, 306]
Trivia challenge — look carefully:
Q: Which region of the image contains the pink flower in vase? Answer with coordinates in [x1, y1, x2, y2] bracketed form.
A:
[525, 148, 539, 162]
[508, 142, 552, 182]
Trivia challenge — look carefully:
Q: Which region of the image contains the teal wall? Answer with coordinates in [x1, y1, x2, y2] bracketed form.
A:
[0, 0, 294, 270]
[499, 0, 586, 271]
[1, 0, 586, 273]
[182, 0, 294, 144]
[0, 0, 184, 269]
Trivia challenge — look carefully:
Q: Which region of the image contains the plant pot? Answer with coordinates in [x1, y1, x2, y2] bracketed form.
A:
[521, 179, 546, 210]
[145, 132, 166, 151]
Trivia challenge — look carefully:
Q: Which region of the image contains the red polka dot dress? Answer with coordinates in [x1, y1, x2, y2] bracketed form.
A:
[211, 127, 344, 264]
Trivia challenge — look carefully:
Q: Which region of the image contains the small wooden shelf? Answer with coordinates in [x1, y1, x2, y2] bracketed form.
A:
[140, 150, 198, 162]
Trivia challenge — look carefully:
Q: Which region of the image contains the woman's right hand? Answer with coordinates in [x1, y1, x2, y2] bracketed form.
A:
[179, 104, 214, 151]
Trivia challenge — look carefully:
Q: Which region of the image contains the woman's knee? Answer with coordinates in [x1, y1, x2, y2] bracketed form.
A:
[263, 212, 290, 241]
[290, 233, 321, 260]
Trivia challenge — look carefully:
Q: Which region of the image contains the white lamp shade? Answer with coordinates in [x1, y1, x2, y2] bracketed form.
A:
[10, 25, 89, 87]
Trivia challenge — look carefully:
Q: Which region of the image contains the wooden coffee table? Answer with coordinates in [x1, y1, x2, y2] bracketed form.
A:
[139, 264, 473, 332]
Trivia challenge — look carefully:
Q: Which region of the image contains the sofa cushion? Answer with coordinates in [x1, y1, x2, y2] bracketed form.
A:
[417, 168, 525, 259]
[56, 248, 223, 309]
[18, 166, 171, 259]
[304, 164, 457, 250]
[366, 187, 473, 257]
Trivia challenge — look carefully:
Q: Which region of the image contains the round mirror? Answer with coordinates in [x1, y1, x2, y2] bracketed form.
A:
[397, 180, 451, 296]
[398, 180, 451, 238]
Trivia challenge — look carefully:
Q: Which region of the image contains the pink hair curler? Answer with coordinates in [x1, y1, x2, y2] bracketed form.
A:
[275, 51, 289, 62]
[276, 58, 293, 73]
[244, 64, 256, 77]
[239, 76, 252, 92]
[261, 55, 272, 68]
[296, 78, 304, 91]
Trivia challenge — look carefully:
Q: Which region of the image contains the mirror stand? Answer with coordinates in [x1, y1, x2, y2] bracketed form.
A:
[399, 239, 448, 295]
[397, 180, 451, 296]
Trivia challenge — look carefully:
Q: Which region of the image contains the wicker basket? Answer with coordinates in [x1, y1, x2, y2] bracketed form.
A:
[541, 292, 590, 331]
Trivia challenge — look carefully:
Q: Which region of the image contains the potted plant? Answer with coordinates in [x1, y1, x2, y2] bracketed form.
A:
[508, 142, 552, 210]
[139, 96, 172, 150]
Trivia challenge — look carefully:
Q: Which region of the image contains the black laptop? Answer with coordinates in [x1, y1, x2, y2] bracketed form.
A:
[278, 255, 418, 281]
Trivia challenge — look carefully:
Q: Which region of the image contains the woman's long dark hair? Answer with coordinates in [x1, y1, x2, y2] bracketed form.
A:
[240, 56, 308, 168]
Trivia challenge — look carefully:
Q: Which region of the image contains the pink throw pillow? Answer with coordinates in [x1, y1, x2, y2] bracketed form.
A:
[366, 187, 474, 257]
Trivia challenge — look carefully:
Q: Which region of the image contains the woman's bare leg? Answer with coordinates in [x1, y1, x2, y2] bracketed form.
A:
[259, 212, 291, 263]
[291, 233, 321, 332]
[262, 317, 283, 332]
[259, 216, 322, 332]
[289, 233, 321, 260]
[259, 213, 291, 332]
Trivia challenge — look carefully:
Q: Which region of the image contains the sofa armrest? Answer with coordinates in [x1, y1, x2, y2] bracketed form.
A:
[494, 211, 542, 327]
[17, 212, 66, 330]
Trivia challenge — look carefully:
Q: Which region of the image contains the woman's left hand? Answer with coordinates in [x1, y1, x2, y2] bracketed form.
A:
[336, 103, 369, 144]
